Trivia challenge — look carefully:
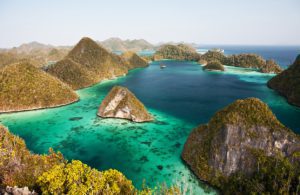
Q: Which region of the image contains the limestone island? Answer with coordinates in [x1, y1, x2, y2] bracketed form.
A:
[46, 37, 149, 90]
[268, 54, 300, 107]
[202, 60, 225, 71]
[154, 44, 200, 61]
[199, 51, 282, 73]
[0, 62, 78, 113]
[182, 98, 300, 194]
[97, 86, 153, 122]
[121, 51, 149, 69]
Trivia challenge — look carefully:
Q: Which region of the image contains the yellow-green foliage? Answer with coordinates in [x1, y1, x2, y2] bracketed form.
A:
[199, 51, 282, 73]
[121, 51, 149, 70]
[199, 51, 227, 64]
[208, 97, 287, 131]
[46, 58, 98, 89]
[203, 60, 224, 71]
[154, 44, 200, 61]
[66, 37, 127, 80]
[47, 37, 138, 90]
[268, 54, 300, 107]
[0, 125, 64, 189]
[37, 160, 134, 195]
[0, 62, 78, 112]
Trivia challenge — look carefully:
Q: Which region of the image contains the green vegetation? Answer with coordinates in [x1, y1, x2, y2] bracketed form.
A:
[98, 86, 153, 122]
[198, 51, 282, 73]
[46, 58, 98, 89]
[182, 98, 300, 194]
[203, 60, 225, 71]
[47, 37, 149, 90]
[268, 54, 300, 107]
[0, 125, 64, 189]
[154, 44, 200, 61]
[121, 51, 149, 69]
[37, 160, 134, 194]
[0, 62, 78, 112]
[199, 51, 228, 64]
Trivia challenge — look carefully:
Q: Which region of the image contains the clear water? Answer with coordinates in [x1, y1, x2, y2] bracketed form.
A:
[1, 60, 300, 194]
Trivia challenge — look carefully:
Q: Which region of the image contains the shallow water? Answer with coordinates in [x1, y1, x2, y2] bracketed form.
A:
[1, 60, 300, 194]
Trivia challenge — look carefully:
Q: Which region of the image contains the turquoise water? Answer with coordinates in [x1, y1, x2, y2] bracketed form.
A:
[1, 60, 300, 194]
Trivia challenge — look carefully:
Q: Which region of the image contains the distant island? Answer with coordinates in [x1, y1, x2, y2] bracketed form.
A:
[182, 98, 300, 194]
[199, 51, 282, 73]
[154, 44, 200, 61]
[268, 54, 300, 107]
[100, 37, 155, 52]
[152, 46, 282, 74]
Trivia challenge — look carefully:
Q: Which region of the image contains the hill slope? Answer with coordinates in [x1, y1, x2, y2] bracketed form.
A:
[0, 62, 78, 113]
[268, 54, 300, 107]
[48, 37, 149, 90]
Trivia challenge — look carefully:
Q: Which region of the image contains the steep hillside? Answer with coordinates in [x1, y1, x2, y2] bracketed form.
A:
[0, 62, 78, 112]
[268, 54, 300, 106]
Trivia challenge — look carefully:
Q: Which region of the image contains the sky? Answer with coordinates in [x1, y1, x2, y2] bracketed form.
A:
[0, 0, 299, 48]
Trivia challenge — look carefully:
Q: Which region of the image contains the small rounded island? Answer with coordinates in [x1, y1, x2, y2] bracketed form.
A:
[203, 60, 225, 71]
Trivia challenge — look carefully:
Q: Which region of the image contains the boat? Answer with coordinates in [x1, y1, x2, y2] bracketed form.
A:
[160, 64, 166, 69]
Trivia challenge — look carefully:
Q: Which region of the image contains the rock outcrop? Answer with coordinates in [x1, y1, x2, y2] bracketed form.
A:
[1, 186, 37, 195]
[154, 44, 200, 61]
[97, 86, 153, 122]
[267, 54, 300, 107]
[203, 60, 225, 71]
[0, 62, 78, 113]
[182, 98, 300, 193]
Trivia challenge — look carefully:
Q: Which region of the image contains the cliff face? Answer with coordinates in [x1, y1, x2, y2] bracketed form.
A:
[268, 54, 300, 107]
[98, 86, 153, 122]
[182, 98, 300, 193]
[121, 51, 149, 69]
[0, 62, 78, 113]
[154, 44, 200, 61]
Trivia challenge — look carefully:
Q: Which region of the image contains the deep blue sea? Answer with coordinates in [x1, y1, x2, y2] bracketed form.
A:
[0, 46, 300, 194]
